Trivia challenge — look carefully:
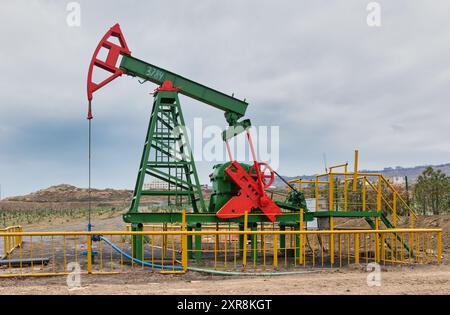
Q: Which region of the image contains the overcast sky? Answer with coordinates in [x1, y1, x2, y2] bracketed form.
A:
[1, 1, 449, 197]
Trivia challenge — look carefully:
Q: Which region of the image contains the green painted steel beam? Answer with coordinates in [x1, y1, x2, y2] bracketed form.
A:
[147, 161, 189, 168]
[146, 168, 191, 188]
[120, 55, 248, 118]
[141, 190, 194, 196]
[123, 211, 385, 225]
[123, 212, 305, 224]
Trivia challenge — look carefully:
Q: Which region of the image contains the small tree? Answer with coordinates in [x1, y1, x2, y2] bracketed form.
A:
[413, 167, 450, 215]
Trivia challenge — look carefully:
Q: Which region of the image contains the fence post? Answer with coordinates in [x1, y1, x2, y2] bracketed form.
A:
[18, 227, 23, 247]
[315, 176, 319, 211]
[299, 209, 304, 264]
[329, 174, 335, 266]
[437, 231, 442, 264]
[393, 192, 397, 226]
[354, 233, 360, 264]
[3, 235, 6, 258]
[273, 233, 278, 270]
[15, 227, 19, 248]
[243, 211, 248, 268]
[375, 176, 382, 262]
[353, 149, 358, 191]
[181, 209, 188, 271]
[6, 234, 10, 256]
[87, 235, 92, 274]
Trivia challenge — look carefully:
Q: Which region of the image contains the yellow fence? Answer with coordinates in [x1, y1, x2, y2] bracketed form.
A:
[287, 151, 418, 229]
[0, 227, 442, 277]
[288, 171, 417, 228]
[1, 226, 23, 259]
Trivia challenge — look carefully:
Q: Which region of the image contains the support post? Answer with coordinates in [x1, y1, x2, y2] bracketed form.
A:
[3, 235, 6, 258]
[353, 149, 359, 191]
[187, 227, 193, 259]
[354, 233, 360, 264]
[181, 209, 188, 270]
[344, 164, 348, 210]
[374, 176, 382, 262]
[279, 225, 286, 255]
[250, 223, 257, 264]
[329, 173, 335, 265]
[437, 231, 442, 264]
[329, 173, 334, 211]
[362, 177, 366, 211]
[273, 233, 278, 270]
[132, 223, 143, 261]
[239, 224, 244, 258]
[393, 192, 397, 226]
[87, 235, 92, 274]
[195, 223, 202, 262]
[315, 176, 319, 211]
[298, 209, 304, 264]
[243, 211, 248, 267]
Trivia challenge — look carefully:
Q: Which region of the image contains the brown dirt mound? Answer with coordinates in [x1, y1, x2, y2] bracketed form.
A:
[3, 184, 132, 203]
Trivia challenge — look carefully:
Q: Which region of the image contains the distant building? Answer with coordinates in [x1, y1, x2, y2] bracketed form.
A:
[144, 181, 209, 191]
[390, 176, 405, 185]
[144, 180, 169, 190]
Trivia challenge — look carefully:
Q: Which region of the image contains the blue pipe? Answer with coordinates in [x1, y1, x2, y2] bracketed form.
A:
[99, 236, 322, 276]
[99, 236, 183, 271]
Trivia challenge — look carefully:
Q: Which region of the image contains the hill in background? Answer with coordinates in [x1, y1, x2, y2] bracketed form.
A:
[1, 163, 449, 207]
[275, 163, 450, 187]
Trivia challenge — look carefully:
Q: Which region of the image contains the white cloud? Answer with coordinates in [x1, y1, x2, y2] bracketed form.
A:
[1, 0, 449, 196]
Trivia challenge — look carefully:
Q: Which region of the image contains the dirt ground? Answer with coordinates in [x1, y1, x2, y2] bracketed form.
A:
[1, 214, 449, 295]
[0, 264, 449, 295]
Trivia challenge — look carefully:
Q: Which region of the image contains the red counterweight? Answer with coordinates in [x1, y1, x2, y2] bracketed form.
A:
[217, 131, 282, 222]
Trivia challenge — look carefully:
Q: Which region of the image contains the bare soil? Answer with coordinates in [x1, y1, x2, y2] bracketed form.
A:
[0, 265, 448, 295]
[0, 186, 449, 295]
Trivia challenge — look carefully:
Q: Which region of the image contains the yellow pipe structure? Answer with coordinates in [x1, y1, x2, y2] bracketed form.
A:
[243, 211, 248, 267]
[181, 209, 188, 270]
[0, 228, 443, 237]
[393, 192, 397, 226]
[437, 231, 442, 263]
[0, 227, 443, 277]
[299, 209, 304, 265]
[329, 173, 334, 211]
[353, 150, 359, 191]
[289, 179, 328, 185]
[362, 176, 367, 210]
[273, 233, 278, 269]
[1, 226, 23, 259]
[329, 173, 335, 265]
[344, 164, 348, 210]
[328, 163, 348, 171]
[87, 235, 92, 274]
[319, 172, 383, 177]
[381, 175, 417, 219]
[375, 176, 382, 262]
[315, 176, 319, 211]
[364, 177, 395, 214]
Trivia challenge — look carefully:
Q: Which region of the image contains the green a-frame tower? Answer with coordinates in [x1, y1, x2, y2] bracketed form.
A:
[128, 82, 207, 221]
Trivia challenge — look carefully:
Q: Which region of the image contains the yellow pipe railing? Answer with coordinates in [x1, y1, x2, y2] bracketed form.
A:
[1, 226, 23, 259]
